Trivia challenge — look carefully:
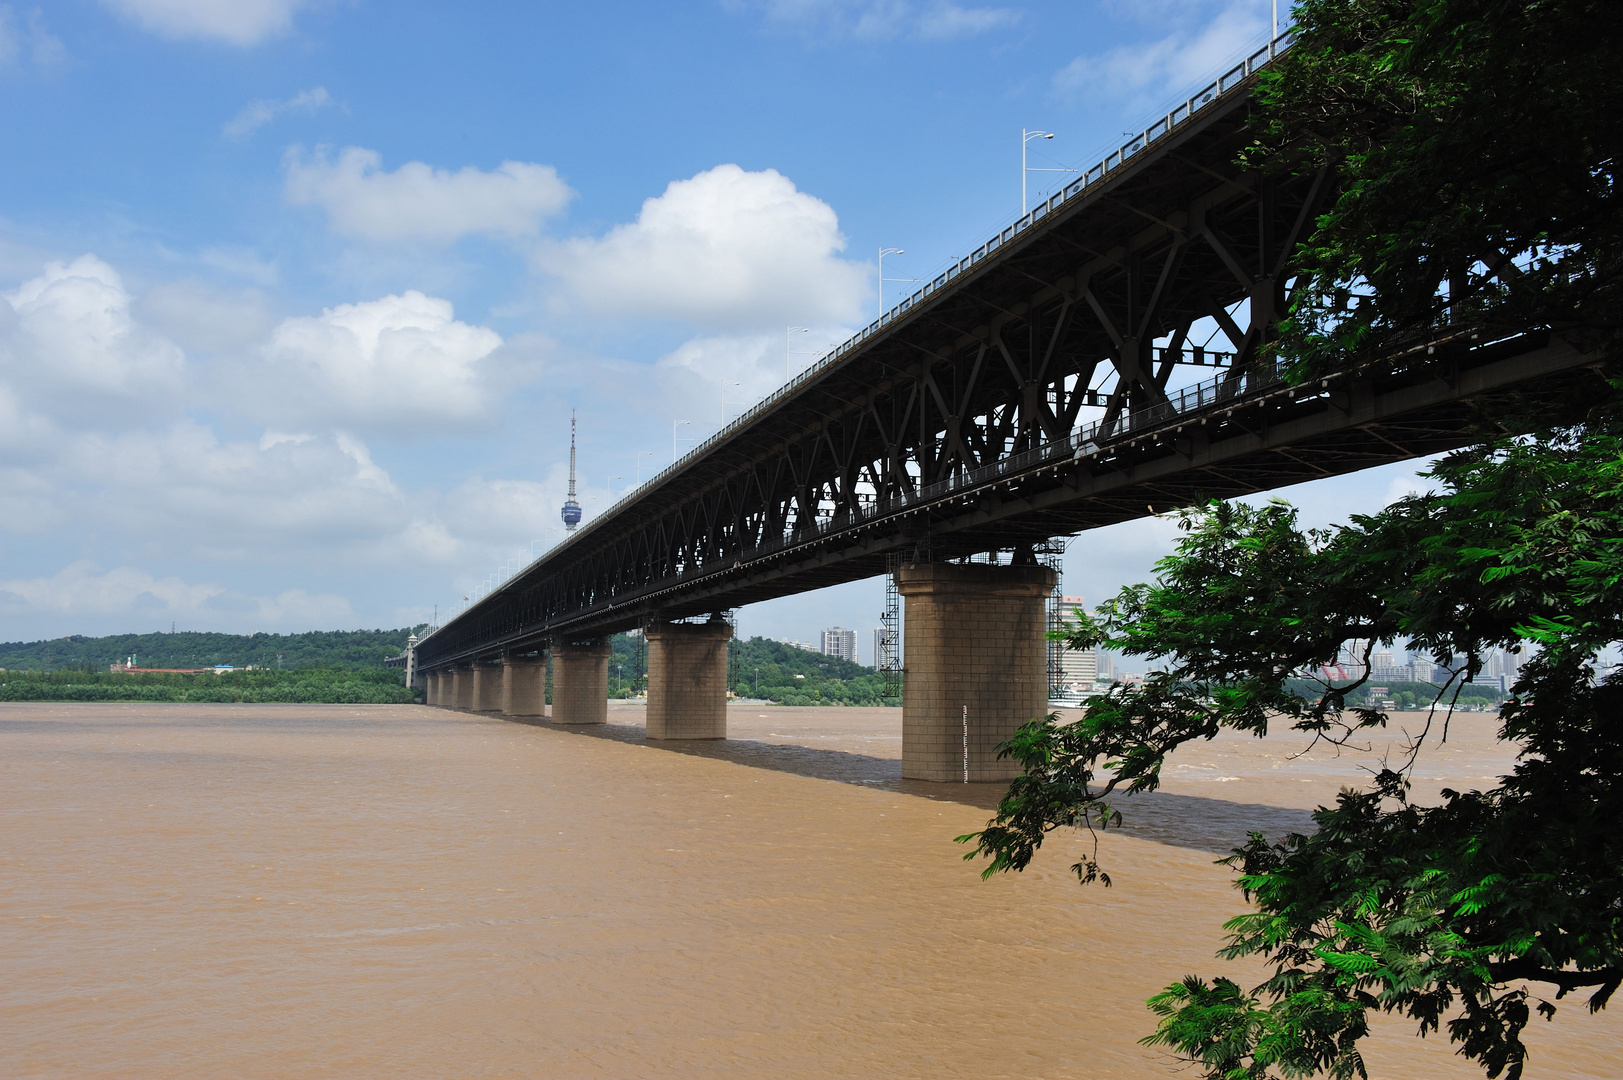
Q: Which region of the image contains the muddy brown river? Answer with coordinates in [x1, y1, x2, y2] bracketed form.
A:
[3, 702, 1617, 1078]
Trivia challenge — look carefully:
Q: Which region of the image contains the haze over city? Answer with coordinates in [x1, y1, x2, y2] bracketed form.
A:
[0, 0, 1432, 647]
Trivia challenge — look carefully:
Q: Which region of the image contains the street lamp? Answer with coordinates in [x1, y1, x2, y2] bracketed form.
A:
[786, 326, 809, 379]
[878, 247, 905, 320]
[1023, 129, 1054, 215]
[721, 380, 742, 425]
[635, 450, 655, 484]
[672, 419, 691, 462]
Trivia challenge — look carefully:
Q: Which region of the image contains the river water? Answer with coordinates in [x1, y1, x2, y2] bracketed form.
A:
[3, 702, 1617, 1078]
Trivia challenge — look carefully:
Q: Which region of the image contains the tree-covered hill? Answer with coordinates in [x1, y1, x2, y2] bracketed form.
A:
[0, 627, 426, 672]
[608, 632, 899, 706]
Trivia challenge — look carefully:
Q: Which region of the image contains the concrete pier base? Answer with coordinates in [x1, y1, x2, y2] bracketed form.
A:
[646, 620, 731, 740]
[898, 562, 1056, 781]
[501, 655, 547, 718]
[552, 641, 610, 724]
[427, 672, 443, 706]
[452, 668, 474, 711]
[472, 664, 501, 712]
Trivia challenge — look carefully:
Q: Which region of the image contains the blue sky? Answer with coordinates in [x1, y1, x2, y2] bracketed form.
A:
[0, 0, 1426, 656]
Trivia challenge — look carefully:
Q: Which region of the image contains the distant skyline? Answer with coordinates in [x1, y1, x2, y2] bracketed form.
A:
[0, 0, 1436, 646]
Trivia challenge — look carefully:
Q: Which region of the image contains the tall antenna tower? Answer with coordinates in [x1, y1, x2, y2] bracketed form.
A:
[561, 410, 582, 532]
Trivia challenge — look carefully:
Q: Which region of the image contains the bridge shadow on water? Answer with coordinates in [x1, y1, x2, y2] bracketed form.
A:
[500, 714, 1316, 858]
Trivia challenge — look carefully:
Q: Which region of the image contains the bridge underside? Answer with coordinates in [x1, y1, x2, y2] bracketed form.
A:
[415, 70, 1607, 673]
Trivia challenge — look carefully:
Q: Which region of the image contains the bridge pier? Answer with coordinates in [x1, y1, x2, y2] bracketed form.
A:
[472, 663, 501, 712]
[423, 672, 438, 706]
[646, 619, 731, 740]
[501, 654, 547, 718]
[898, 562, 1055, 782]
[451, 668, 474, 711]
[552, 641, 610, 724]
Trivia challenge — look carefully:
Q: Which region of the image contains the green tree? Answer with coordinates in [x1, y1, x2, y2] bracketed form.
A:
[961, 423, 1622, 1078]
[1256, 0, 1623, 378]
[959, 0, 1623, 1074]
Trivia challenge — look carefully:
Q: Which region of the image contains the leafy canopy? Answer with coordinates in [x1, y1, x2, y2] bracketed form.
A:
[962, 421, 1623, 1078]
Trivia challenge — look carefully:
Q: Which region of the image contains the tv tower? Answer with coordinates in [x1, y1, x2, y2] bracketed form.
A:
[561, 410, 582, 532]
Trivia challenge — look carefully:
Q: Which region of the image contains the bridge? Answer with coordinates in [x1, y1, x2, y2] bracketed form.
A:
[410, 35, 1600, 779]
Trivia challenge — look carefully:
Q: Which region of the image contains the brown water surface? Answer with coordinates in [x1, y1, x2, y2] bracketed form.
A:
[2, 703, 1616, 1078]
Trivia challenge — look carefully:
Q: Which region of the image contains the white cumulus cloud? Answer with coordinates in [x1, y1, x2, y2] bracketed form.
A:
[223, 86, 332, 139]
[257, 290, 502, 435]
[541, 164, 868, 329]
[284, 146, 574, 243]
[0, 255, 186, 413]
[99, 0, 305, 45]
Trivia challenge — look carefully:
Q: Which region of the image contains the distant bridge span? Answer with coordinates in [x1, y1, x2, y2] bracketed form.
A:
[413, 41, 1600, 777]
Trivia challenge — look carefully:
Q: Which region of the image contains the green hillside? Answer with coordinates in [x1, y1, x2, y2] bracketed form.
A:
[0, 627, 425, 672]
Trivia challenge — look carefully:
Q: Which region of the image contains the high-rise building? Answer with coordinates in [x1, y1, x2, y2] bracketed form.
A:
[1053, 596, 1098, 690]
[821, 627, 857, 663]
[873, 628, 894, 672]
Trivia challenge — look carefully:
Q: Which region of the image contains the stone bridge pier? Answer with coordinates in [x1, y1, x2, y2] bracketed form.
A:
[646, 619, 731, 740]
[472, 662, 502, 712]
[451, 667, 474, 711]
[898, 562, 1056, 782]
[501, 654, 547, 718]
[553, 640, 611, 724]
[424, 671, 441, 706]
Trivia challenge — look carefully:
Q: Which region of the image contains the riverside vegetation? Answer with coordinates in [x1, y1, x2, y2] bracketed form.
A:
[0, 628, 424, 704]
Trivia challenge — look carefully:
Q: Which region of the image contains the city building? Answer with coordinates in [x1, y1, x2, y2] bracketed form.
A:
[821, 627, 857, 663]
[873, 627, 895, 671]
[1052, 596, 1099, 691]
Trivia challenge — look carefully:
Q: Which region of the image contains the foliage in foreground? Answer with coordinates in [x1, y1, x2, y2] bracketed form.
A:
[1254, 0, 1623, 376]
[960, 418, 1623, 1078]
[0, 666, 418, 704]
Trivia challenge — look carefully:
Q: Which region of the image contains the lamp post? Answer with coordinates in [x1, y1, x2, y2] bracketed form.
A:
[721, 380, 742, 425]
[786, 326, 808, 379]
[878, 247, 905, 320]
[672, 419, 691, 462]
[635, 450, 655, 484]
[1022, 128, 1054, 215]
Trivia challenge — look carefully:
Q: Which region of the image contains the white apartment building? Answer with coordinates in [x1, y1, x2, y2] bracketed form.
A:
[1053, 596, 1099, 690]
[821, 627, 858, 663]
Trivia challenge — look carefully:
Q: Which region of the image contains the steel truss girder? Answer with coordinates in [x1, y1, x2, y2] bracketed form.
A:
[414, 86, 1601, 673]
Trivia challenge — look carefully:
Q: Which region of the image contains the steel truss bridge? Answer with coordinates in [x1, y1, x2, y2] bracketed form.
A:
[414, 40, 1602, 673]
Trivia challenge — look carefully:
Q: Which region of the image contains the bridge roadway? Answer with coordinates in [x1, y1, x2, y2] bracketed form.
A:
[412, 39, 1603, 778]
